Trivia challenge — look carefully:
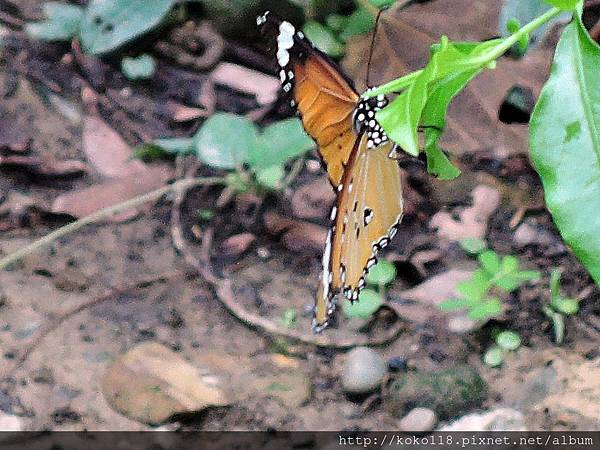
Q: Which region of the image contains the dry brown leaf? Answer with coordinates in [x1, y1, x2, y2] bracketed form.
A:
[342, 0, 553, 157]
[211, 62, 279, 106]
[51, 165, 173, 222]
[429, 184, 500, 241]
[0, 155, 87, 178]
[263, 212, 326, 253]
[82, 115, 146, 178]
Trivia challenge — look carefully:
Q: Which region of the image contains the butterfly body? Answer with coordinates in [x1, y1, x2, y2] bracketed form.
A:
[258, 11, 404, 332]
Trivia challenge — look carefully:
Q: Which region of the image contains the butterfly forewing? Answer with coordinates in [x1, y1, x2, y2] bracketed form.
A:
[258, 12, 359, 187]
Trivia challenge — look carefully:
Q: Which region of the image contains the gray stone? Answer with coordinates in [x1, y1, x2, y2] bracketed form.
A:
[438, 408, 526, 431]
[398, 407, 438, 432]
[341, 347, 386, 394]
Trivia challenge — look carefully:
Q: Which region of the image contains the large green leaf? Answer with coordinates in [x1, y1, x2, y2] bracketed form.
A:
[80, 0, 175, 55]
[25, 2, 83, 42]
[529, 16, 600, 285]
[194, 113, 258, 169]
[249, 118, 314, 170]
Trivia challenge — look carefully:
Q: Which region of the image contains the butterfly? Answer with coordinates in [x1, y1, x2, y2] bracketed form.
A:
[258, 11, 404, 332]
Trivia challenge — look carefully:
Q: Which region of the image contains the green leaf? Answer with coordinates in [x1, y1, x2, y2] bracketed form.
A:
[529, 16, 600, 286]
[457, 269, 491, 301]
[467, 297, 502, 321]
[250, 118, 313, 170]
[325, 14, 349, 32]
[460, 238, 487, 255]
[80, 0, 175, 55]
[365, 259, 396, 286]
[256, 165, 285, 190]
[496, 330, 522, 351]
[121, 54, 157, 80]
[153, 137, 194, 155]
[483, 346, 504, 367]
[302, 21, 344, 58]
[342, 289, 383, 319]
[543, 0, 580, 10]
[549, 268, 562, 303]
[280, 308, 297, 328]
[554, 297, 579, 315]
[439, 297, 479, 312]
[339, 8, 375, 42]
[25, 2, 83, 42]
[543, 305, 565, 344]
[194, 113, 258, 169]
[132, 143, 173, 162]
[478, 250, 501, 275]
[370, 0, 397, 7]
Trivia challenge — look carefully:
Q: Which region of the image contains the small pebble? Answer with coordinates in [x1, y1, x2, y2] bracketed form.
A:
[341, 347, 386, 394]
[398, 407, 438, 432]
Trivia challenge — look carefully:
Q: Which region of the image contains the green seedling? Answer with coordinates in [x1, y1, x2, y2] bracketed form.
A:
[543, 269, 580, 344]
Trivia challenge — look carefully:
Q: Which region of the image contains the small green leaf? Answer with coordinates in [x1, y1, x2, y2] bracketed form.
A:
[225, 172, 250, 193]
[500, 255, 519, 273]
[25, 2, 83, 42]
[255, 165, 285, 190]
[370, 0, 397, 7]
[479, 250, 502, 275]
[197, 208, 215, 221]
[439, 297, 479, 312]
[325, 14, 349, 32]
[424, 140, 461, 180]
[280, 308, 297, 328]
[365, 259, 396, 286]
[457, 269, 491, 301]
[302, 21, 344, 58]
[550, 268, 562, 302]
[153, 137, 194, 155]
[496, 330, 521, 351]
[543, 0, 580, 10]
[194, 113, 258, 169]
[530, 16, 600, 286]
[467, 298, 502, 321]
[80, 0, 175, 55]
[342, 289, 383, 319]
[121, 54, 157, 80]
[250, 118, 313, 170]
[460, 238, 487, 255]
[506, 18, 521, 34]
[554, 298, 579, 315]
[339, 8, 375, 42]
[483, 346, 504, 367]
[132, 143, 173, 162]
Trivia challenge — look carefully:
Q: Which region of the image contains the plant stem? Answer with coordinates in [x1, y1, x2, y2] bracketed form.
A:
[0, 176, 226, 270]
[363, 7, 563, 98]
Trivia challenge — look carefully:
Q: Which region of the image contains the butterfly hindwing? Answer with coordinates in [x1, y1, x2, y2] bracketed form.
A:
[314, 135, 403, 331]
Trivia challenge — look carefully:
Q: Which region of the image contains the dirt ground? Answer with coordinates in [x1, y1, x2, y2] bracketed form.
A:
[0, 0, 599, 432]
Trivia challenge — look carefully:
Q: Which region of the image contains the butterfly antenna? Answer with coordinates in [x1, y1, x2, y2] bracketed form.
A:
[365, 8, 384, 89]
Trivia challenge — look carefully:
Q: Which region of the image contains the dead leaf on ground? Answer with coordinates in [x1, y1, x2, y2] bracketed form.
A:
[342, 0, 553, 157]
[51, 165, 173, 222]
[263, 212, 326, 253]
[429, 184, 500, 242]
[82, 115, 146, 178]
[102, 342, 230, 425]
[0, 155, 88, 178]
[220, 232, 256, 257]
[164, 100, 208, 122]
[211, 62, 279, 106]
[0, 191, 50, 231]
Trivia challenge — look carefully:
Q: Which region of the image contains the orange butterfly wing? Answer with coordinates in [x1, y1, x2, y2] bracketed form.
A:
[314, 135, 403, 330]
[293, 55, 359, 187]
[258, 12, 404, 331]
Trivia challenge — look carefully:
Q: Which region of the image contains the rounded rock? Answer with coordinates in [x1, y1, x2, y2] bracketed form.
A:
[341, 347, 386, 394]
[398, 407, 438, 432]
